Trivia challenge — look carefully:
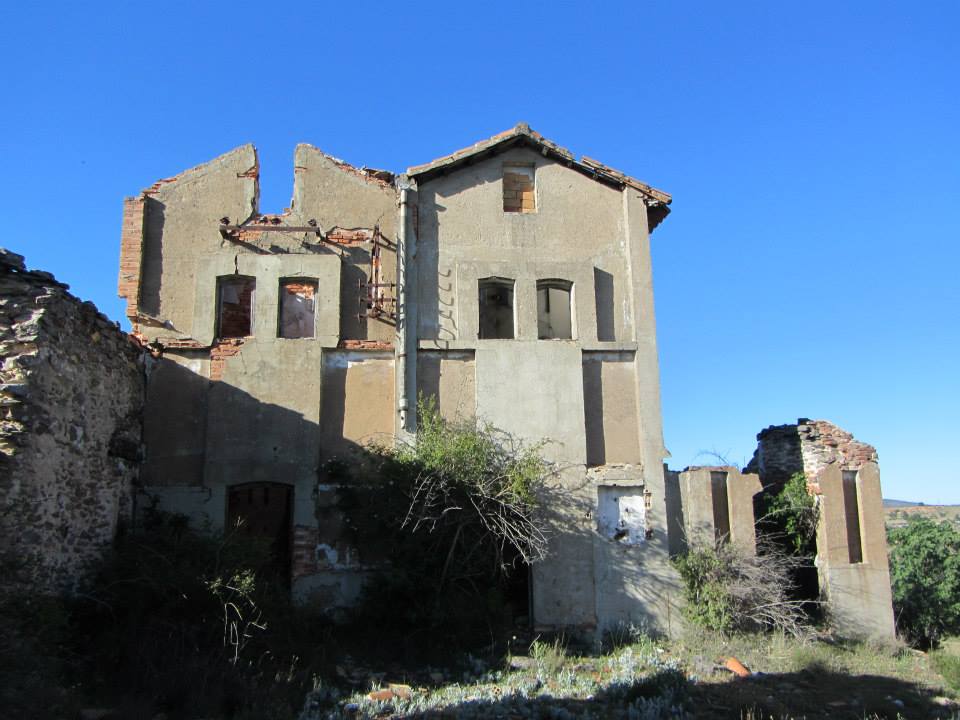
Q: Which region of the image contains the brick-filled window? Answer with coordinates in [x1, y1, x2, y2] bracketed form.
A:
[536, 279, 573, 339]
[478, 277, 515, 339]
[217, 275, 255, 338]
[503, 164, 535, 213]
[278, 278, 317, 338]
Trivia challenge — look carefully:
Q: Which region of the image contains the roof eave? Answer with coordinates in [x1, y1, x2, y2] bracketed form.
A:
[406, 123, 672, 214]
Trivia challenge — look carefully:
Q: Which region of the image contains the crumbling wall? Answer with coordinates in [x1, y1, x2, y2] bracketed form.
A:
[745, 418, 879, 489]
[0, 249, 144, 593]
[745, 419, 894, 641]
[677, 466, 762, 555]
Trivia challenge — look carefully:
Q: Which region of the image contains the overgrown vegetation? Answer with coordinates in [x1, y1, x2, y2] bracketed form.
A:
[673, 475, 819, 637]
[339, 398, 551, 642]
[888, 517, 960, 647]
[673, 541, 810, 637]
[1, 511, 325, 719]
[299, 631, 959, 720]
[301, 636, 689, 719]
[760, 472, 818, 557]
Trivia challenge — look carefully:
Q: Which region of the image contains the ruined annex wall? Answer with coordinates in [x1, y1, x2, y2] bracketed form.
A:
[745, 418, 879, 489]
[0, 249, 144, 593]
[744, 419, 894, 641]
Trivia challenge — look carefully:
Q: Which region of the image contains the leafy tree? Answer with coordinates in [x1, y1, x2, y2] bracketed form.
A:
[888, 517, 960, 646]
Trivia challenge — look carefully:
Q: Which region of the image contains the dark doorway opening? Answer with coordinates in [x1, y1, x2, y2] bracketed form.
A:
[227, 482, 293, 585]
[502, 544, 532, 630]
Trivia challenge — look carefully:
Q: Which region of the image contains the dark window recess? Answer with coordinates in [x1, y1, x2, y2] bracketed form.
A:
[227, 482, 293, 585]
[711, 471, 731, 545]
[842, 470, 864, 564]
[478, 277, 515, 339]
[217, 276, 255, 338]
[278, 278, 317, 338]
[537, 279, 573, 339]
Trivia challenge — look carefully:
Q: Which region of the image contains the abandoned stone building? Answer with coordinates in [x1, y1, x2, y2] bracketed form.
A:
[0, 123, 895, 642]
[115, 123, 680, 636]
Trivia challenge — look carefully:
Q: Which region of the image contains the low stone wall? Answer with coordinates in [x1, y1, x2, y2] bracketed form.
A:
[0, 249, 145, 593]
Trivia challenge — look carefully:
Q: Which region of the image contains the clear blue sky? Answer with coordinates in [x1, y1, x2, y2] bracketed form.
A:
[3, 2, 957, 503]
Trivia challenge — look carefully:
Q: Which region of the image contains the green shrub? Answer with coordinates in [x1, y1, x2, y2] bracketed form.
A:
[674, 548, 736, 633]
[340, 398, 550, 641]
[888, 518, 960, 647]
[758, 472, 818, 557]
[673, 541, 810, 636]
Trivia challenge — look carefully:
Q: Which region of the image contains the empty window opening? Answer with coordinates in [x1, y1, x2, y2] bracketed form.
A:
[478, 277, 515, 339]
[537, 279, 573, 339]
[278, 278, 317, 338]
[503, 164, 535, 213]
[217, 275, 255, 338]
[711, 471, 732, 546]
[598, 485, 647, 545]
[842, 470, 864, 564]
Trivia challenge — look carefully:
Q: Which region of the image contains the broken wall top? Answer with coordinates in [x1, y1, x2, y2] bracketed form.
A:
[745, 418, 879, 490]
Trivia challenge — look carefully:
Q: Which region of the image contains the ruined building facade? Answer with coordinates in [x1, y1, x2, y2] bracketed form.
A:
[102, 124, 895, 640]
[118, 124, 682, 635]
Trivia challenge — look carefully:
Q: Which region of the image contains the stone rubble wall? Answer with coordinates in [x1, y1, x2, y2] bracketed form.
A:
[0, 249, 145, 594]
[745, 418, 878, 490]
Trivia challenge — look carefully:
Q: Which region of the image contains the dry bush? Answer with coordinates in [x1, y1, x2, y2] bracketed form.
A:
[674, 539, 814, 638]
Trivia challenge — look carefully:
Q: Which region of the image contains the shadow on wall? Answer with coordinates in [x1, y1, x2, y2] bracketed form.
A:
[594, 268, 615, 342]
[140, 196, 165, 318]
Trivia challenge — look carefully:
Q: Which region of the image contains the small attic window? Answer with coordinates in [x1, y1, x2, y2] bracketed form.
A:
[503, 164, 535, 213]
[478, 277, 515, 339]
[217, 275, 255, 338]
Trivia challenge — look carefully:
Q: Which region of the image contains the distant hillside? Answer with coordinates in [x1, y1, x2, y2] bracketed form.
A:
[885, 503, 960, 529]
[883, 499, 922, 508]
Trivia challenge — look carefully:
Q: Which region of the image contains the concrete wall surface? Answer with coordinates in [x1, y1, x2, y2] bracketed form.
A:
[815, 462, 895, 641]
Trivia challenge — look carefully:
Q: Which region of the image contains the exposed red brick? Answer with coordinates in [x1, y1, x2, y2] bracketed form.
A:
[118, 197, 145, 326]
[337, 339, 393, 350]
[325, 227, 374, 245]
[209, 338, 245, 381]
[291, 525, 319, 579]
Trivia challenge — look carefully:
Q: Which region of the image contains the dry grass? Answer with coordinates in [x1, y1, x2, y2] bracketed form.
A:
[299, 631, 960, 719]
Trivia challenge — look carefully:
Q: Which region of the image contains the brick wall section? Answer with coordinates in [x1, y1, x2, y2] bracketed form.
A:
[292, 524, 319, 579]
[326, 227, 373, 245]
[338, 339, 393, 350]
[745, 418, 878, 493]
[1, 248, 145, 594]
[503, 165, 536, 213]
[118, 196, 146, 324]
[209, 338, 245, 381]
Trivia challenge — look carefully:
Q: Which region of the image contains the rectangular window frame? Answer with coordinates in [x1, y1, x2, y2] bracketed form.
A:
[277, 277, 318, 339]
[478, 277, 516, 340]
[216, 275, 256, 339]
